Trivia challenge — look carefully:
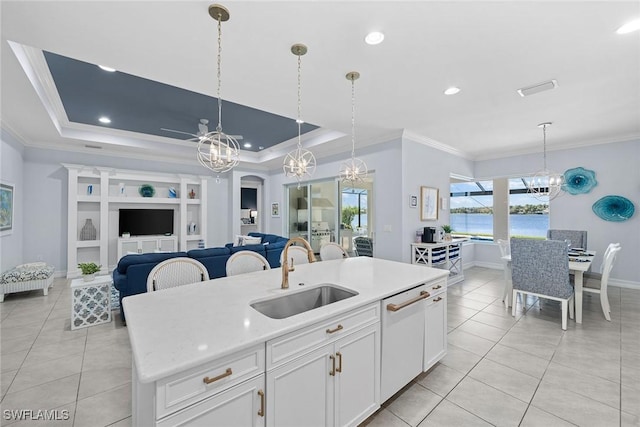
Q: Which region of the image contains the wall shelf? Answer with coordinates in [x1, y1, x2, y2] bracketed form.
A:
[64, 164, 208, 277]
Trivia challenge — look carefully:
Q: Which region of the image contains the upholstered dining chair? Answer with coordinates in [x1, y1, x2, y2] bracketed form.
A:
[583, 243, 621, 321]
[354, 236, 374, 257]
[226, 251, 271, 276]
[320, 242, 349, 261]
[547, 229, 588, 250]
[279, 245, 312, 266]
[146, 257, 209, 292]
[510, 238, 575, 330]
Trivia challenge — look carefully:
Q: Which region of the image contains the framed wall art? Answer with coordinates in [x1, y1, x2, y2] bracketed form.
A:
[0, 182, 14, 236]
[271, 202, 280, 217]
[420, 186, 438, 221]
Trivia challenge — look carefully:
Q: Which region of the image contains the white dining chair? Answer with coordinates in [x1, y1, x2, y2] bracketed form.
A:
[582, 243, 621, 321]
[497, 239, 512, 305]
[279, 245, 312, 266]
[320, 242, 349, 261]
[226, 251, 271, 276]
[147, 258, 209, 292]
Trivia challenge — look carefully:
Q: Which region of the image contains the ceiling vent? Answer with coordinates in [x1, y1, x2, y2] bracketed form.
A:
[84, 144, 102, 149]
[517, 79, 558, 97]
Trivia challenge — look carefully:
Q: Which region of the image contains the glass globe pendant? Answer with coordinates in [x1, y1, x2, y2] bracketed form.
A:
[339, 71, 368, 186]
[527, 122, 564, 201]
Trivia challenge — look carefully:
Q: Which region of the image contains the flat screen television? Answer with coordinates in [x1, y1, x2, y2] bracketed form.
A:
[118, 209, 174, 236]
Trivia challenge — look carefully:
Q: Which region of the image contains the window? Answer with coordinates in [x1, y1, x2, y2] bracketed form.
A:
[341, 188, 368, 235]
[450, 180, 494, 240]
[450, 177, 549, 241]
[508, 178, 548, 238]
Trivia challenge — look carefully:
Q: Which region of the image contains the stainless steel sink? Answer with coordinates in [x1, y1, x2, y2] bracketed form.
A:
[251, 285, 358, 319]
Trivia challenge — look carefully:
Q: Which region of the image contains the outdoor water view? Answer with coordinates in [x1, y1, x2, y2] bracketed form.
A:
[450, 178, 549, 239]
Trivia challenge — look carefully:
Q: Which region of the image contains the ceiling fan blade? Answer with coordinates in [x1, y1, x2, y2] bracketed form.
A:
[160, 128, 198, 138]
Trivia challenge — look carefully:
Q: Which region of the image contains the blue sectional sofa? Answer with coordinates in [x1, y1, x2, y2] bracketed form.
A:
[113, 232, 289, 321]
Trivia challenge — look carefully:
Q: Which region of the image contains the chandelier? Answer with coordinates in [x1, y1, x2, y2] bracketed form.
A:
[197, 4, 240, 176]
[527, 122, 564, 200]
[339, 71, 368, 186]
[283, 43, 316, 186]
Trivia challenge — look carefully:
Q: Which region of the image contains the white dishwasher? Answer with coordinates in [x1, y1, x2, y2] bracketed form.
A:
[380, 283, 429, 402]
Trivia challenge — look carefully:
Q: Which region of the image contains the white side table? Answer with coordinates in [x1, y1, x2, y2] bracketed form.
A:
[70, 275, 112, 330]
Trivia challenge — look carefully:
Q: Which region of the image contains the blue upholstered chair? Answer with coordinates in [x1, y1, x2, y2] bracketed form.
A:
[354, 237, 374, 257]
[510, 238, 575, 330]
[547, 229, 588, 250]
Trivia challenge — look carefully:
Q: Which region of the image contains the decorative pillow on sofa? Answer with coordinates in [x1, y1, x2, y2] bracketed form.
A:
[233, 235, 262, 246]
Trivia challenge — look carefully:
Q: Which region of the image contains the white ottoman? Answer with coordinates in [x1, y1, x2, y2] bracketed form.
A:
[70, 275, 112, 329]
[0, 262, 55, 302]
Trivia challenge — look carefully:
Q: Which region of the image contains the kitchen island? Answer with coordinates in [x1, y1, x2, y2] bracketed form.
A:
[124, 257, 449, 427]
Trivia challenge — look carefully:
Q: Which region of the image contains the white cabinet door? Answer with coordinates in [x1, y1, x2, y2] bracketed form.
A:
[158, 237, 177, 252]
[380, 284, 427, 402]
[267, 344, 333, 427]
[334, 323, 380, 427]
[424, 293, 447, 371]
[141, 238, 159, 254]
[157, 375, 265, 427]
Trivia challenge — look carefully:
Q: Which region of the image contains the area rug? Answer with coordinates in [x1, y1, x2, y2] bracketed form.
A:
[110, 283, 120, 310]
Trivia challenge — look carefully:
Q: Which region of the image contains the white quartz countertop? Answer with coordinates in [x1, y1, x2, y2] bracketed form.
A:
[123, 257, 448, 383]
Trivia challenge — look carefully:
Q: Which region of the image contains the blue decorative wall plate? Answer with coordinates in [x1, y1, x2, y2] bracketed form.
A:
[562, 167, 597, 195]
[592, 195, 635, 222]
[138, 184, 155, 198]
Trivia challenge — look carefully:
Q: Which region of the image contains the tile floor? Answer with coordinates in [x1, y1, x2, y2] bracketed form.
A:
[0, 267, 638, 426]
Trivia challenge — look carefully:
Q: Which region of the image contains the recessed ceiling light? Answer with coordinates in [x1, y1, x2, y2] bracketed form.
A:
[98, 65, 116, 72]
[444, 87, 461, 95]
[98, 116, 111, 124]
[365, 31, 385, 45]
[258, 146, 264, 150]
[243, 142, 252, 148]
[616, 18, 640, 34]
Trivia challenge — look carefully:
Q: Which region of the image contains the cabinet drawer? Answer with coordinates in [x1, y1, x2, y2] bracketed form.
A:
[426, 279, 447, 297]
[266, 302, 379, 369]
[156, 344, 265, 419]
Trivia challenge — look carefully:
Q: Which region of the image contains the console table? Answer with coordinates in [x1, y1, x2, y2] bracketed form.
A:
[411, 238, 468, 285]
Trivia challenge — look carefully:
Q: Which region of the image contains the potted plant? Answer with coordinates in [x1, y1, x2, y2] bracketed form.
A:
[441, 225, 453, 241]
[78, 262, 101, 282]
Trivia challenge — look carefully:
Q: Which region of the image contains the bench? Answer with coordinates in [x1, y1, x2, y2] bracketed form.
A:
[0, 262, 55, 302]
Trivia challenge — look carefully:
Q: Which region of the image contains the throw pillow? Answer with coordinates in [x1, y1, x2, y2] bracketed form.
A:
[243, 236, 262, 245]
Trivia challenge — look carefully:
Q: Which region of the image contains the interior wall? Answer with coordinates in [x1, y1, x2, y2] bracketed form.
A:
[267, 138, 404, 261]
[16, 146, 229, 273]
[400, 136, 475, 263]
[0, 131, 25, 271]
[475, 138, 640, 285]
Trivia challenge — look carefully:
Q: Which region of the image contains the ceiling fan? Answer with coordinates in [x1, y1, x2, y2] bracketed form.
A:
[161, 119, 243, 141]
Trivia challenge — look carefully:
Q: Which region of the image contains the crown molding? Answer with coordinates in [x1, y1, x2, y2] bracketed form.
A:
[402, 130, 472, 160]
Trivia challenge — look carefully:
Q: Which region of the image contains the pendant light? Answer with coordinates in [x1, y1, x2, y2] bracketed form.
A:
[528, 122, 564, 200]
[283, 44, 316, 187]
[197, 4, 240, 177]
[339, 71, 368, 185]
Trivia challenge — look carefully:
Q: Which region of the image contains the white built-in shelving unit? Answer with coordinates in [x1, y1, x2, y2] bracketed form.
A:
[64, 164, 207, 278]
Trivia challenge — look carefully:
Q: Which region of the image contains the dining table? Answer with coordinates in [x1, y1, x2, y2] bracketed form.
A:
[501, 250, 596, 324]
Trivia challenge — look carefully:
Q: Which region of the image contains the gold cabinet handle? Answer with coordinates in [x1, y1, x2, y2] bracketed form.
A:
[432, 284, 442, 290]
[203, 368, 232, 384]
[433, 296, 443, 302]
[386, 291, 430, 312]
[336, 352, 342, 373]
[326, 324, 343, 334]
[257, 389, 265, 417]
[329, 354, 336, 376]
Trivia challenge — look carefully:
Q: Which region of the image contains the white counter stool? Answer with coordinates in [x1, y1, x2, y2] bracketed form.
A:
[226, 251, 271, 276]
[320, 242, 349, 261]
[147, 258, 209, 292]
